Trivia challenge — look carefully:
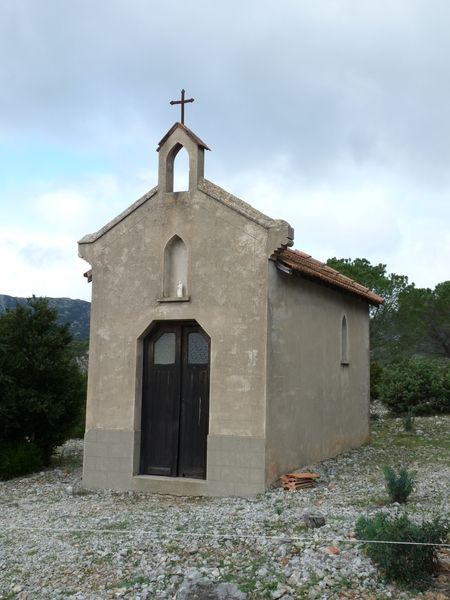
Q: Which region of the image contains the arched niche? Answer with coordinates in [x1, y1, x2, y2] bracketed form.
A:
[165, 143, 190, 193]
[163, 235, 188, 298]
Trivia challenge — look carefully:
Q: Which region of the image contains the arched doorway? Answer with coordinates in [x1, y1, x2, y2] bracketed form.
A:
[140, 321, 210, 479]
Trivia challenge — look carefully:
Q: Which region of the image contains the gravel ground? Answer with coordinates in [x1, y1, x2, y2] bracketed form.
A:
[0, 411, 449, 600]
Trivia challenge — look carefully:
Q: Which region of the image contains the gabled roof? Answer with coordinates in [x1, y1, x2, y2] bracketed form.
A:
[199, 178, 292, 233]
[78, 177, 293, 247]
[275, 248, 384, 306]
[78, 187, 158, 244]
[157, 122, 210, 152]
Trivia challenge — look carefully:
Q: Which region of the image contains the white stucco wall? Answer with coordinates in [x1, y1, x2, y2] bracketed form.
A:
[266, 261, 370, 484]
[81, 187, 274, 438]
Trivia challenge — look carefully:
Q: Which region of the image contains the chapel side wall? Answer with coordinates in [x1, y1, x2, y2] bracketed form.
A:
[265, 262, 370, 484]
[79, 186, 275, 495]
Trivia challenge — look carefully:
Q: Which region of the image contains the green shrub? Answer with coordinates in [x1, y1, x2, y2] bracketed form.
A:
[370, 361, 383, 400]
[355, 512, 449, 589]
[0, 441, 44, 480]
[69, 372, 87, 439]
[383, 466, 414, 503]
[402, 410, 415, 432]
[69, 420, 86, 440]
[379, 358, 450, 415]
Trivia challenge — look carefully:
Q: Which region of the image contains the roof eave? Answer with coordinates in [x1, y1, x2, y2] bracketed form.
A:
[275, 250, 384, 307]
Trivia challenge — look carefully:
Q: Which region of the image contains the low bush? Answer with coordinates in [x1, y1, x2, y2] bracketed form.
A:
[383, 466, 414, 503]
[379, 358, 450, 415]
[370, 361, 383, 400]
[355, 512, 449, 589]
[69, 375, 87, 439]
[402, 410, 415, 432]
[0, 441, 44, 480]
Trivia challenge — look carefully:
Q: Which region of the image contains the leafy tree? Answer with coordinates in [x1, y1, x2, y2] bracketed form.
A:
[428, 281, 450, 357]
[326, 257, 410, 308]
[0, 297, 86, 464]
[326, 257, 411, 362]
[327, 257, 450, 363]
[396, 282, 450, 359]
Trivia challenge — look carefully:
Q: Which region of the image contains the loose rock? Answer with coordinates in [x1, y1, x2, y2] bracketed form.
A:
[302, 511, 326, 528]
[176, 577, 246, 600]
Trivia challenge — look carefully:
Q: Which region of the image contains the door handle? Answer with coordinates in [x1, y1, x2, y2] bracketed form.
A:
[198, 396, 202, 426]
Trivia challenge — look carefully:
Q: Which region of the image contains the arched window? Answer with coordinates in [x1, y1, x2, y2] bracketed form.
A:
[341, 315, 349, 364]
[163, 235, 188, 298]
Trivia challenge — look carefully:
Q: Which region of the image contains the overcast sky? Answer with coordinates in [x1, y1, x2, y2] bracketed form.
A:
[1, 1, 449, 301]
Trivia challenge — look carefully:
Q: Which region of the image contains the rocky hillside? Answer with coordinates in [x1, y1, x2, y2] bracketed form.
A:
[0, 294, 90, 340]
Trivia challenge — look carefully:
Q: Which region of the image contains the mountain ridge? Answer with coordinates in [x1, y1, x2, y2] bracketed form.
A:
[0, 294, 91, 340]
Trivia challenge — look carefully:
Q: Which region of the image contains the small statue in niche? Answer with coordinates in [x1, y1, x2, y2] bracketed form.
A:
[176, 281, 184, 298]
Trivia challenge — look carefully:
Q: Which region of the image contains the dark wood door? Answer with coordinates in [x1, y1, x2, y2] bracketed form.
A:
[140, 323, 210, 479]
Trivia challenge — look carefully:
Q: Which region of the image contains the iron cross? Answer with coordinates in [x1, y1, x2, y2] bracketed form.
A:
[170, 89, 194, 125]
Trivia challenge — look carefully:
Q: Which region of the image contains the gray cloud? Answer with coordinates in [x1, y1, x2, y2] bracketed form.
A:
[2, 1, 450, 182]
[1, 1, 450, 295]
[19, 244, 64, 267]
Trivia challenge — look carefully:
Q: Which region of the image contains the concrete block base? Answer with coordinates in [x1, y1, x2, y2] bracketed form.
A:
[82, 429, 266, 497]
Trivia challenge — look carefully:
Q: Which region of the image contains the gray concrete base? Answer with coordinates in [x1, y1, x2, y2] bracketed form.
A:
[82, 429, 266, 496]
[207, 434, 265, 496]
[133, 475, 208, 496]
[82, 429, 135, 490]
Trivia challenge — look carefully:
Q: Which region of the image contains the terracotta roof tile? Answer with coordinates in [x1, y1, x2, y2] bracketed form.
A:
[275, 248, 384, 306]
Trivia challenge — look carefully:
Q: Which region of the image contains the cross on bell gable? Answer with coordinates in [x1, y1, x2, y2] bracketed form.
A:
[169, 89, 194, 125]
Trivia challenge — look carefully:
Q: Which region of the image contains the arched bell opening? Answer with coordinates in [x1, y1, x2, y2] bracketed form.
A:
[173, 146, 190, 192]
[157, 123, 209, 193]
[165, 143, 191, 192]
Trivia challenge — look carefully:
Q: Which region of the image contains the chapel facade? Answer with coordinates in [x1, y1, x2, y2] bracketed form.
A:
[79, 122, 383, 497]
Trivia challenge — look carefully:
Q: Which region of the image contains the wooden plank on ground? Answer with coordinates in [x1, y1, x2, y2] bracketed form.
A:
[286, 472, 320, 479]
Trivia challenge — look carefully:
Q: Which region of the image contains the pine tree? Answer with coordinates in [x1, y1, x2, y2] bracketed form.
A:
[0, 297, 86, 463]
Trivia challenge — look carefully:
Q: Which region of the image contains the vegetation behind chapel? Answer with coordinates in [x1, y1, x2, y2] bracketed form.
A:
[326, 257, 450, 363]
[327, 257, 450, 415]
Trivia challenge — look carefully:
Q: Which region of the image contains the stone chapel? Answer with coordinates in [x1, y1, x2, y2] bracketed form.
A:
[79, 120, 383, 497]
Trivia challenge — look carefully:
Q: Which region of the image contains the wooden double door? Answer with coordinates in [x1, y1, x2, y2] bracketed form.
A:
[140, 322, 210, 479]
